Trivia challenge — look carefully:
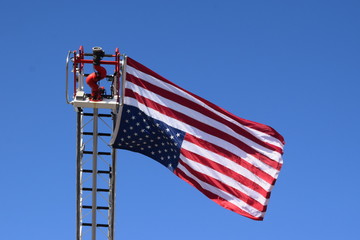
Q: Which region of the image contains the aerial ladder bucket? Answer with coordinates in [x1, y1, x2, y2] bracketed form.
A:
[66, 46, 126, 240]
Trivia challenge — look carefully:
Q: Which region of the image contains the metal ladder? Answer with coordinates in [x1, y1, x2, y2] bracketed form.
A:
[66, 46, 125, 240]
[76, 107, 117, 240]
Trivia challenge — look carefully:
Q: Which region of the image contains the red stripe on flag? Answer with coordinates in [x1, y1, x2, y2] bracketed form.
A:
[125, 88, 282, 171]
[180, 147, 270, 198]
[127, 57, 285, 145]
[174, 166, 264, 221]
[185, 134, 278, 185]
[178, 158, 267, 213]
[127, 74, 283, 154]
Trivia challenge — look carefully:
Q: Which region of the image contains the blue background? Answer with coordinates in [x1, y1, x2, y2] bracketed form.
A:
[1, 0, 359, 239]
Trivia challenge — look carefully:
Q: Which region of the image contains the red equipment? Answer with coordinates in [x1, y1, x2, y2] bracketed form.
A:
[68, 46, 121, 104]
[86, 65, 107, 100]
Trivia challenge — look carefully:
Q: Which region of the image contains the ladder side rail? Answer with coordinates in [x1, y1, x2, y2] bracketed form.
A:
[109, 112, 117, 240]
[76, 109, 83, 240]
[92, 109, 99, 240]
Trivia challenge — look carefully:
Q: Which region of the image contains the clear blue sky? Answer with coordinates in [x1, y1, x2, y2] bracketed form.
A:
[1, 0, 359, 239]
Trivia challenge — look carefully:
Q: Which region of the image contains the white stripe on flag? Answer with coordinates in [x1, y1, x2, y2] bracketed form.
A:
[177, 156, 265, 219]
[181, 140, 273, 192]
[126, 81, 283, 162]
[124, 96, 280, 178]
[179, 153, 268, 205]
[126, 65, 284, 149]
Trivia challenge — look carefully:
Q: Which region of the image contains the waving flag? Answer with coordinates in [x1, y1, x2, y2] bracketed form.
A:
[111, 57, 285, 220]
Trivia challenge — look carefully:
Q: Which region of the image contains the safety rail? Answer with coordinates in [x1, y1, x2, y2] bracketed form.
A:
[65, 46, 123, 108]
[65, 50, 75, 104]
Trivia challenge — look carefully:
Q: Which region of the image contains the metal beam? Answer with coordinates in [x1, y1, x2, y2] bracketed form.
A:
[91, 108, 99, 240]
[76, 109, 82, 240]
[109, 112, 117, 240]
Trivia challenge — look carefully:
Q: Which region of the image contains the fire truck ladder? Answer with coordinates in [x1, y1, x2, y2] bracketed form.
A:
[76, 108, 116, 240]
[66, 46, 126, 240]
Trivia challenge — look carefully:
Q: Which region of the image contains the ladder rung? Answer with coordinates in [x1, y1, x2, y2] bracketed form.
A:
[82, 169, 111, 174]
[81, 223, 110, 228]
[97, 188, 110, 192]
[97, 224, 109, 228]
[97, 206, 110, 210]
[99, 151, 111, 155]
[82, 113, 112, 118]
[82, 205, 110, 210]
[83, 151, 111, 155]
[82, 132, 112, 137]
[82, 187, 110, 192]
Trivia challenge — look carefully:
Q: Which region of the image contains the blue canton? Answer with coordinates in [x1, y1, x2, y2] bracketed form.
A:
[114, 105, 185, 171]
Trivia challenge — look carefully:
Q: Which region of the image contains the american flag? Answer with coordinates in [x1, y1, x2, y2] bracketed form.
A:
[111, 57, 285, 220]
